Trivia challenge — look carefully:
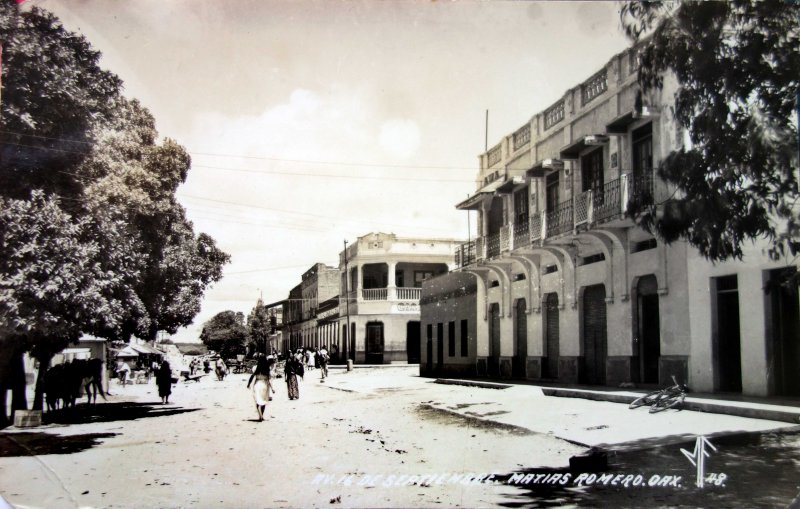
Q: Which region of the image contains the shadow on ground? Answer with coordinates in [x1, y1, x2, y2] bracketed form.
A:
[496, 428, 800, 509]
[42, 402, 200, 426]
[0, 431, 118, 457]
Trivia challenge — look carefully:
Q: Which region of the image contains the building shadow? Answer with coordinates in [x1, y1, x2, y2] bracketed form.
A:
[0, 431, 118, 457]
[497, 429, 800, 508]
[42, 401, 200, 426]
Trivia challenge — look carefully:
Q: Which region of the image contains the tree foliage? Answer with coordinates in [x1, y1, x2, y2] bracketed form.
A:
[200, 311, 247, 359]
[0, 4, 230, 415]
[0, 3, 122, 201]
[246, 299, 271, 356]
[621, 0, 800, 263]
[80, 99, 230, 340]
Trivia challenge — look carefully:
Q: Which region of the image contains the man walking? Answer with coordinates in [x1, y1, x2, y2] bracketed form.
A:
[317, 347, 329, 382]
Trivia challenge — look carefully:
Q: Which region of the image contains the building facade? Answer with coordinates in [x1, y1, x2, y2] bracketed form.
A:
[420, 44, 799, 397]
[338, 232, 461, 364]
[282, 263, 339, 353]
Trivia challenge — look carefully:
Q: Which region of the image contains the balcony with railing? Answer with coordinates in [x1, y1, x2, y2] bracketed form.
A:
[513, 220, 530, 248]
[486, 231, 501, 258]
[454, 169, 661, 268]
[396, 287, 422, 300]
[546, 199, 574, 237]
[455, 240, 477, 268]
[362, 288, 388, 301]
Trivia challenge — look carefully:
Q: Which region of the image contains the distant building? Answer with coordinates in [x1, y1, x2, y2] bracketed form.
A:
[282, 263, 339, 353]
[338, 232, 461, 364]
[420, 42, 799, 397]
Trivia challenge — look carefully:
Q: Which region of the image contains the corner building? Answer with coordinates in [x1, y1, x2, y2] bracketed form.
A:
[339, 232, 461, 364]
[420, 44, 799, 397]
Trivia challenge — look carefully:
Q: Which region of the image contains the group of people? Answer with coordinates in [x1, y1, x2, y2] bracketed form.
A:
[245, 347, 329, 422]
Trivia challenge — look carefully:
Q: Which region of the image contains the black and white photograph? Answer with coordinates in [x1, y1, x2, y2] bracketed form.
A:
[0, 1, 799, 508]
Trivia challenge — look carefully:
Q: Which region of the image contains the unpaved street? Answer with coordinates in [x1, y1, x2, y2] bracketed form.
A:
[0, 366, 795, 509]
[0, 367, 582, 509]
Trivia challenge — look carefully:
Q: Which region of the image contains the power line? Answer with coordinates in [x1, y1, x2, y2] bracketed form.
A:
[0, 129, 478, 172]
[179, 194, 463, 234]
[192, 164, 472, 183]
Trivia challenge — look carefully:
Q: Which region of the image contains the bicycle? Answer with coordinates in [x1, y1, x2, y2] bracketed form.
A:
[628, 375, 689, 413]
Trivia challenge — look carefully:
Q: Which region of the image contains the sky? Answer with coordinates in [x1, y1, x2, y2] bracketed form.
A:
[35, 0, 631, 342]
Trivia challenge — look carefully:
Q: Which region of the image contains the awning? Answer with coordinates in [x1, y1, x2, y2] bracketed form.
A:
[559, 134, 609, 160]
[129, 343, 163, 356]
[527, 159, 564, 178]
[456, 192, 491, 210]
[116, 346, 139, 358]
[606, 107, 655, 134]
[496, 175, 526, 194]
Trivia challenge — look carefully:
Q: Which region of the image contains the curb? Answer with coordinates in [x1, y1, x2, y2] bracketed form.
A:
[431, 380, 800, 424]
[540, 387, 800, 424]
[434, 379, 512, 390]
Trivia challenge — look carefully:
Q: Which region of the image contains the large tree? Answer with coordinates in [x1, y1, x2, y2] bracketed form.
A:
[200, 311, 248, 360]
[246, 299, 271, 356]
[0, 3, 122, 203]
[0, 192, 128, 414]
[80, 99, 230, 341]
[621, 0, 800, 264]
[0, 4, 230, 421]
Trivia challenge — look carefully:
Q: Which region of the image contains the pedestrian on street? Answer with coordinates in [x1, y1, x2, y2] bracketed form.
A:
[116, 360, 131, 387]
[284, 354, 304, 400]
[305, 348, 314, 371]
[246, 354, 275, 421]
[214, 357, 227, 381]
[155, 360, 173, 404]
[317, 347, 329, 382]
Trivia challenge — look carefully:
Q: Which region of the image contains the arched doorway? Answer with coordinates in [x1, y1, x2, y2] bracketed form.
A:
[582, 284, 607, 385]
[406, 321, 421, 364]
[636, 275, 661, 384]
[770, 268, 800, 396]
[543, 293, 560, 379]
[489, 303, 501, 376]
[365, 322, 384, 364]
[513, 299, 527, 377]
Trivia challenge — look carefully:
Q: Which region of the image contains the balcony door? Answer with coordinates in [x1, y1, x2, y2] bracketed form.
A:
[581, 148, 604, 194]
[545, 171, 559, 212]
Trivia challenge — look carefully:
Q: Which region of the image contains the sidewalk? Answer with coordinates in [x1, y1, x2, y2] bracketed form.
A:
[432, 377, 800, 424]
[321, 367, 799, 450]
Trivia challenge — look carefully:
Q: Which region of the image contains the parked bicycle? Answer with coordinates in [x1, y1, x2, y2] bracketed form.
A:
[628, 375, 689, 413]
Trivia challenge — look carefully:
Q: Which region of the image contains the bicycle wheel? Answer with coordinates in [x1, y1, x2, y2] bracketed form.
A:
[629, 390, 663, 409]
[649, 392, 685, 413]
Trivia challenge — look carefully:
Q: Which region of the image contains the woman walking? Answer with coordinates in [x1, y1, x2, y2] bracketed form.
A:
[246, 355, 275, 421]
[155, 360, 173, 404]
[284, 353, 304, 400]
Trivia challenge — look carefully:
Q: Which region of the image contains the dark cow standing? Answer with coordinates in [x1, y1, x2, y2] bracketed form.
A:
[45, 358, 106, 411]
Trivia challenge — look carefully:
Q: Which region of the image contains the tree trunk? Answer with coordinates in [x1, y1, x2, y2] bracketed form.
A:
[32, 354, 51, 411]
[0, 387, 8, 429]
[10, 349, 28, 413]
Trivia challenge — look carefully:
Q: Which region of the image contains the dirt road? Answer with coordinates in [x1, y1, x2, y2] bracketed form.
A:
[0, 367, 582, 509]
[0, 366, 794, 508]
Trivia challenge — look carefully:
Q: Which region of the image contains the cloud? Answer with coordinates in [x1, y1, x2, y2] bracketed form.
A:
[379, 119, 421, 159]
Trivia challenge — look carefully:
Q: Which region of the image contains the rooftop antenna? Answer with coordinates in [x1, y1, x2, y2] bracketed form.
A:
[485, 109, 489, 151]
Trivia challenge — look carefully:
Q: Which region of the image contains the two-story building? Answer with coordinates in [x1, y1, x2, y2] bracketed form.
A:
[339, 232, 461, 364]
[421, 43, 799, 397]
[283, 263, 339, 353]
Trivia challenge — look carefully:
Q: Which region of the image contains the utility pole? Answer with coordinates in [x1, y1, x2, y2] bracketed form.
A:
[343, 239, 352, 362]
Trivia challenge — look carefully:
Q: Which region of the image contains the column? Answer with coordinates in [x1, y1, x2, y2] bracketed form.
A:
[388, 261, 397, 300]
